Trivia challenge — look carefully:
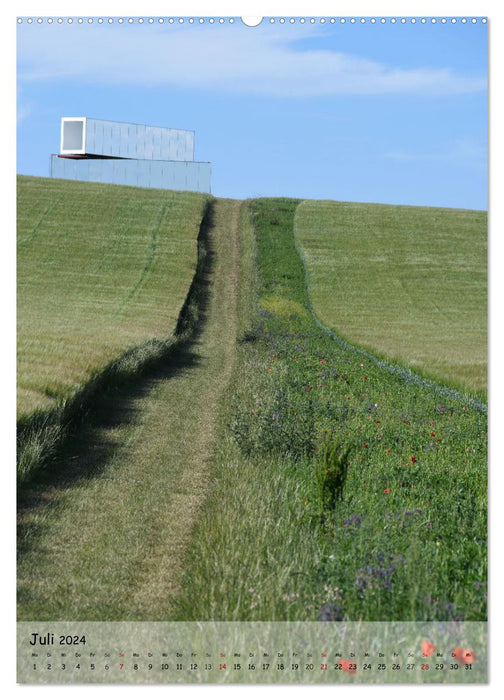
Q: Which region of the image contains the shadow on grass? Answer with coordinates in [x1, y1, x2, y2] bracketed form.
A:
[17, 201, 216, 529]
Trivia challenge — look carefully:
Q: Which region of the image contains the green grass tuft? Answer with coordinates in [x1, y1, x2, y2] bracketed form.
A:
[314, 437, 352, 514]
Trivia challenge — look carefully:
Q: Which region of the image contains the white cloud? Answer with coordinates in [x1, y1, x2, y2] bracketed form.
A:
[385, 137, 487, 169]
[16, 85, 33, 124]
[17, 22, 486, 98]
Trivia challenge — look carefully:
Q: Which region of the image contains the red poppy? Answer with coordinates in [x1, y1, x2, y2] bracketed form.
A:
[461, 649, 476, 664]
[453, 647, 476, 664]
[385, 449, 390, 453]
[383, 488, 391, 494]
[411, 456, 417, 463]
[422, 640, 436, 657]
[452, 647, 463, 663]
[340, 659, 357, 675]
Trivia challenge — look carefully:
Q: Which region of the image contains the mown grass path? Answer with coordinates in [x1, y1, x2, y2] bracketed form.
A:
[130, 198, 241, 617]
[17, 198, 241, 620]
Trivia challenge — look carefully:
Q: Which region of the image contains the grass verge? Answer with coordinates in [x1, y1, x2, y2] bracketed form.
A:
[174, 198, 487, 622]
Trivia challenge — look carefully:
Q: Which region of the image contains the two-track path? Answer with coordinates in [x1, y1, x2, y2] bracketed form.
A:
[17, 198, 241, 620]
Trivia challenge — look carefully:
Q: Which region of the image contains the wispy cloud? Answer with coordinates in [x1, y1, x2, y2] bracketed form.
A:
[17, 23, 486, 98]
[16, 85, 33, 124]
[385, 137, 487, 169]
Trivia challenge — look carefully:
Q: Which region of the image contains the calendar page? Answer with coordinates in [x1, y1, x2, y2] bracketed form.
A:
[16, 9, 488, 685]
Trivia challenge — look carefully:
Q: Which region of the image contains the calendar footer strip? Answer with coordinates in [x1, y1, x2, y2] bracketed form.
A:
[17, 620, 487, 683]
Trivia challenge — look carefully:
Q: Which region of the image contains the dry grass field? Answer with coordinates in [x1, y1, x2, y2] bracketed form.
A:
[17, 175, 209, 418]
[294, 200, 487, 397]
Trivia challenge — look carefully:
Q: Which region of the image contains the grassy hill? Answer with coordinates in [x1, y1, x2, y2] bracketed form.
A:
[294, 200, 487, 397]
[17, 175, 210, 418]
[17, 182, 487, 630]
[176, 198, 486, 625]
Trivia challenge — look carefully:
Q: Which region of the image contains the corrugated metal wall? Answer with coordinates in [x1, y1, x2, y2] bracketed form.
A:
[50, 156, 211, 194]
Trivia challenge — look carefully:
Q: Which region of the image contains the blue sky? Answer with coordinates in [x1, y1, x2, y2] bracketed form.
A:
[17, 15, 488, 210]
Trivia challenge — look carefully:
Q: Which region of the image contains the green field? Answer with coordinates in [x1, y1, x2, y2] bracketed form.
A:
[17, 180, 487, 630]
[294, 200, 487, 396]
[175, 199, 487, 623]
[17, 175, 209, 418]
[17, 197, 242, 620]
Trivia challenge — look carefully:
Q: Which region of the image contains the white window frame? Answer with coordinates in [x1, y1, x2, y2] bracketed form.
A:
[60, 117, 87, 155]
